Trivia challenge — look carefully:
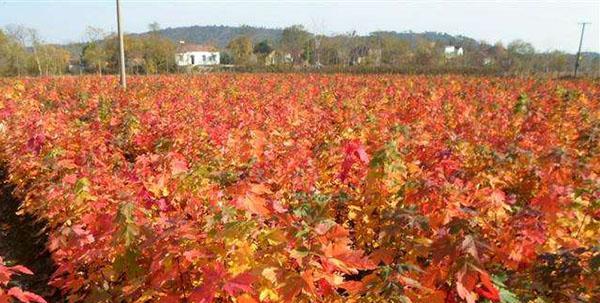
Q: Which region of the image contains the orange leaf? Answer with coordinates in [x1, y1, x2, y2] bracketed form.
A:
[236, 294, 258, 303]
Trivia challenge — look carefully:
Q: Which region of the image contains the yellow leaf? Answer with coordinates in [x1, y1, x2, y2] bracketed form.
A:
[261, 267, 278, 284]
[259, 288, 279, 301]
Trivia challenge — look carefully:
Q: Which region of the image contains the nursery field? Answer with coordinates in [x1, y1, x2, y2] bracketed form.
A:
[0, 74, 598, 303]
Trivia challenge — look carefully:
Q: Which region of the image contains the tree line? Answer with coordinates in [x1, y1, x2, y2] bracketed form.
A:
[0, 25, 71, 76]
[0, 24, 598, 77]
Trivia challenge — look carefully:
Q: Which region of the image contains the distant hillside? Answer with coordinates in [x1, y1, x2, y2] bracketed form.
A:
[581, 51, 600, 60]
[151, 25, 283, 47]
[63, 25, 599, 60]
[142, 25, 480, 48]
[370, 31, 479, 47]
[59, 26, 485, 59]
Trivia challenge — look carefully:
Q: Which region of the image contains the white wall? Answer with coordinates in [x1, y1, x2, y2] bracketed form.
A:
[176, 51, 220, 66]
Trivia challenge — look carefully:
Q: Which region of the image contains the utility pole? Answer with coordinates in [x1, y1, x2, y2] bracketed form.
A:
[116, 0, 126, 89]
[574, 22, 590, 77]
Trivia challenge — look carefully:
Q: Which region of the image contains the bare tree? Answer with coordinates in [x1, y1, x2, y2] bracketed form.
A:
[3, 25, 28, 76]
[27, 28, 43, 76]
[83, 26, 109, 75]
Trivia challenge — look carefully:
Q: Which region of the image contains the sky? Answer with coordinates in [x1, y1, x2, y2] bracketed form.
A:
[0, 0, 599, 53]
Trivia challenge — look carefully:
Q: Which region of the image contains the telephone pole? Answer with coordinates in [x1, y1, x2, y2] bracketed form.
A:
[574, 22, 590, 77]
[116, 0, 126, 89]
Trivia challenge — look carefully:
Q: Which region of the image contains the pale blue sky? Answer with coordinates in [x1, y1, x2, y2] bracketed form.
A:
[0, 0, 598, 53]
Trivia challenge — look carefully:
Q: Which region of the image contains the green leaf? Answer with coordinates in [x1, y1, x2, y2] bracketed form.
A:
[492, 274, 521, 303]
[116, 202, 139, 247]
[113, 247, 143, 279]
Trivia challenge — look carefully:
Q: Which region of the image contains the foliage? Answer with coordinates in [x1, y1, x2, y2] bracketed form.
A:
[227, 36, 255, 65]
[254, 40, 273, 55]
[0, 75, 598, 302]
[281, 25, 313, 63]
[0, 25, 71, 77]
[0, 257, 47, 303]
[102, 34, 176, 75]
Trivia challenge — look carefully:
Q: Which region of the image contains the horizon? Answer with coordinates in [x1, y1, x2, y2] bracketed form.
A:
[0, 0, 599, 54]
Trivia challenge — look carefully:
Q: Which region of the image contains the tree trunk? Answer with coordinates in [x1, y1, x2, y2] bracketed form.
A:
[32, 45, 42, 76]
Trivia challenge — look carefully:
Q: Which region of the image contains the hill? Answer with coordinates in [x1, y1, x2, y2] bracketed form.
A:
[151, 25, 283, 47]
[370, 30, 479, 46]
[145, 25, 480, 48]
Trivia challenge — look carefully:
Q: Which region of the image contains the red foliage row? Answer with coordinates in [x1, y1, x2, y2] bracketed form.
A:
[0, 75, 598, 302]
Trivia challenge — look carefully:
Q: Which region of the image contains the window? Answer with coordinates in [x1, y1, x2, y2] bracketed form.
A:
[190, 55, 195, 65]
[202, 55, 207, 63]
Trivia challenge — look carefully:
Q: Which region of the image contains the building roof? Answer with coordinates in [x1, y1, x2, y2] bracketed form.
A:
[177, 43, 218, 53]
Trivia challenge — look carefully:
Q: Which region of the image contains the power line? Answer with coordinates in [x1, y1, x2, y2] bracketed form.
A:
[573, 22, 590, 78]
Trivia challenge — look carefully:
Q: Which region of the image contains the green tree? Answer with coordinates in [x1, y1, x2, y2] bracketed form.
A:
[1, 26, 30, 76]
[371, 33, 411, 66]
[546, 50, 568, 76]
[83, 43, 108, 75]
[105, 35, 145, 74]
[37, 45, 71, 75]
[148, 22, 161, 34]
[254, 40, 273, 55]
[280, 25, 312, 64]
[143, 23, 176, 73]
[0, 29, 10, 75]
[220, 52, 234, 65]
[507, 40, 535, 74]
[414, 39, 441, 67]
[82, 26, 109, 74]
[227, 36, 253, 65]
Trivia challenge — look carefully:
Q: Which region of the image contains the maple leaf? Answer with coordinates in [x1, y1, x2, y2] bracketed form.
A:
[236, 294, 258, 303]
[234, 194, 270, 216]
[157, 294, 181, 303]
[189, 264, 228, 303]
[62, 174, 78, 185]
[223, 272, 256, 296]
[474, 271, 500, 302]
[339, 139, 370, 181]
[456, 281, 477, 303]
[25, 133, 45, 155]
[278, 275, 305, 302]
[7, 288, 47, 303]
[233, 184, 273, 216]
[322, 240, 376, 274]
[8, 266, 33, 276]
[169, 153, 188, 175]
[189, 286, 216, 303]
[339, 280, 365, 295]
[461, 235, 479, 260]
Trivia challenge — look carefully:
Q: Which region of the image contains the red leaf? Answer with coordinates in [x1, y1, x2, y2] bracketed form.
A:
[9, 265, 33, 275]
[234, 191, 271, 216]
[189, 264, 227, 303]
[189, 286, 216, 303]
[223, 272, 256, 296]
[169, 153, 188, 175]
[322, 240, 376, 274]
[339, 280, 365, 295]
[475, 272, 500, 302]
[7, 287, 47, 303]
[236, 294, 258, 303]
[157, 294, 181, 303]
[339, 140, 370, 181]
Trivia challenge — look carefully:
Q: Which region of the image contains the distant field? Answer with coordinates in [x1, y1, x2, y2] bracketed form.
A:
[0, 75, 598, 302]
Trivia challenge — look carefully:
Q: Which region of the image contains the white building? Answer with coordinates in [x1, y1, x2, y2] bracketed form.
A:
[444, 46, 464, 58]
[176, 43, 220, 66]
